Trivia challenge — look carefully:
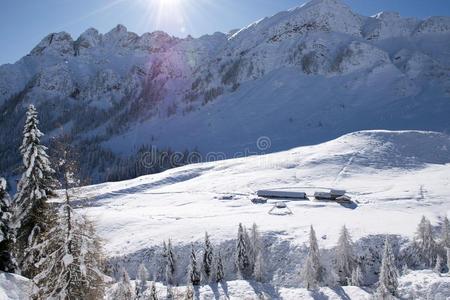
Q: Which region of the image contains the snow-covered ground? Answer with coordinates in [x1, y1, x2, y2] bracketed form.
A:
[4, 269, 449, 299]
[108, 280, 373, 300]
[107, 271, 450, 300]
[80, 130, 450, 254]
[71, 130, 450, 293]
[0, 272, 33, 300]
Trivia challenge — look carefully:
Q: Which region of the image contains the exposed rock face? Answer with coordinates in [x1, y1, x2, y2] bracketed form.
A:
[31, 32, 75, 57]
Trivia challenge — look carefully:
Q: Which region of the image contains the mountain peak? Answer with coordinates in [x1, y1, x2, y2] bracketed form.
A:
[30, 32, 74, 56]
[373, 11, 401, 20]
[301, 0, 350, 10]
[75, 28, 101, 52]
[110, 24, 128, 34]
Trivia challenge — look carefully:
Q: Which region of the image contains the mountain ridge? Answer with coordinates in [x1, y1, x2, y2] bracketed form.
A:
[1, 0, 450, 183]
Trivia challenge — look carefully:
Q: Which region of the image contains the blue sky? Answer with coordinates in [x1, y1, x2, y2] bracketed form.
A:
[1, 0, 450, 65]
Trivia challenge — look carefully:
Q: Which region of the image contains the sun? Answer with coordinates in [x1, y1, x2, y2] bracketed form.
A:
[158, 0, 182, 8]
[137, 0, 190, 34]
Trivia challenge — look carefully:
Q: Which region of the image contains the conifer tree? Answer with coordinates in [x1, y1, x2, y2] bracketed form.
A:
[254, 252, 264, 282]
[33, 210, 106, 299]
[416, 216, 427, 241]
[0, 177, 16, 272]
[32, 140, 105, 299]
[185, 283, 194, 300]
[111, 269, 135, 300]
[202, 232, 214, 282]
[423, 219, 437, 268]
[149, 281, 159, 300]
[166, 285, 174, 300]
[302, 226, 323, 290]
[13, 104, 57, 277]
[350, 265, 363, 287]
[215, 251, 225, 283]
[236, 223, 251, 278]
[447, 247, 450, 273]
[441, 216, 450, 249]
[434, 254, 443, 274]
[244, 226, 253, 267]
[250, 223, 263, 281]
[377, 237, 399, 298]
[137, 262, 149, 298]
[414, 216, 437, 268]
[189, 243, 201, 286]
[335, 225, 355, 285]
[165, 239, 176, 285]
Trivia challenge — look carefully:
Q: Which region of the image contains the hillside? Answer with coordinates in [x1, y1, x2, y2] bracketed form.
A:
[74, 130, 450, 293]
[1, 0, 450, 182]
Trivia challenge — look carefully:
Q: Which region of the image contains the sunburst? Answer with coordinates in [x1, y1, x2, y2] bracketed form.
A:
[137, 0, 191, 34]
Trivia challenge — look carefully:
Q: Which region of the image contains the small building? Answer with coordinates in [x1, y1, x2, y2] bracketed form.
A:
[330, 189, 346, 200]
[314, 192, 332, 200]
[257, 190, 307, 199]
[336, 195, 352, 204]
[251, 197, 268, 204]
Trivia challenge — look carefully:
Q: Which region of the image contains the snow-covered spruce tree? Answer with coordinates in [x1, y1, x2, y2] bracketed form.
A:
[166, 284, 174, 300]
[136, 262, 149, 299]
[441, 216, 450, 249]
[165, 239, 176, 285]
[32, 140, 106, 299]
[350, 264, 363, 287]
[447, 247, 450, 273]
[434, 254, 443, 274]
[244, 225, 254, 270]
[236, 223, 251, 279]
[149, 281, 159, 300]
[33, 209, 106, 299]
[335, 225, 355, 285]
[13, 104, 58, 277]
[0, 177, 16, 272]
[189, 243, 201, 286]
[185, 283, 194, 300]
[250, 223, 264, 281]
[254, 252, 264, 283]
[215, 251, 225, 283]
[377, 237, 399, 298]
[202, 232, 214, 282]
[401, 263, 409, 275]
[414, 216, 437, 268]
[302, 226, 323, 290]
[111, 269, 135, 300]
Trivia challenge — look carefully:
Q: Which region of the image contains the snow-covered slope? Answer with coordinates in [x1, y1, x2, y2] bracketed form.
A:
[1, 0, 450, 183]
[76, 130, 450, 291]
[0, 272, 32, 300]
[105, 271, 450, 299]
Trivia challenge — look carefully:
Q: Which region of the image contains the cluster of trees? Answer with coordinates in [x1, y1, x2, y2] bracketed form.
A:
[0, 104, 106, 298]
[301, 217, 450, 299]
[404, 215, 450, 271]
[105, 145, 197, 183]
[0, 96, 198, 187]
[110, 224, 263, 299]
[108, 216, 450, 300]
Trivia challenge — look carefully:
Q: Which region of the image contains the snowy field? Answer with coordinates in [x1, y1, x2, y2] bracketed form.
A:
[69, 130, 450, 294]
[79, 130, 450, 256]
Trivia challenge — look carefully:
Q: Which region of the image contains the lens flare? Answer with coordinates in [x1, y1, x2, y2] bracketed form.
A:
[138, 0, 191, 35]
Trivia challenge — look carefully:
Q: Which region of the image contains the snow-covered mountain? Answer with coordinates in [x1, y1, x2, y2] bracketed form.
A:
[1, 0, 450, 182]
[77, 130, 450, 297]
